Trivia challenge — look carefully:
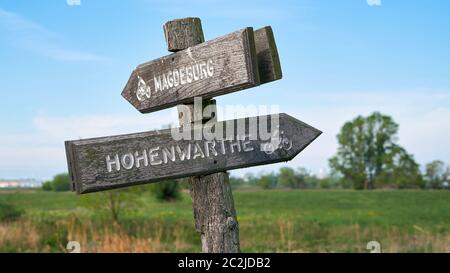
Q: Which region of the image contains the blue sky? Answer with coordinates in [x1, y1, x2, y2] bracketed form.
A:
[1, 0, 449, 180]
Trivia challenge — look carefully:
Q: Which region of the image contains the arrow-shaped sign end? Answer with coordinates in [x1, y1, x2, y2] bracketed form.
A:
[121, 69, 153, 113]
[277, 113, 322, 161]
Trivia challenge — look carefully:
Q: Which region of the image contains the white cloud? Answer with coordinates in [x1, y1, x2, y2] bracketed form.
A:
[0, 8, 105, 61]
[66, 0, 81, 6]
[367, 0, 382, 6]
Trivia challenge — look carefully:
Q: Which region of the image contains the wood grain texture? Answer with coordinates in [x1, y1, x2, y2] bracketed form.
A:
[254, 26, 282, 83]
[187, 172, 240, 252]
[163, 17, 205, 52]
[178, 99, 239, 253]
[168, 19, 240, 253]
[64, 114, 321, 194]
[122, 27, 260, 113]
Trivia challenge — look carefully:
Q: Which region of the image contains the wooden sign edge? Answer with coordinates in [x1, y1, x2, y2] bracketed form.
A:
[242, 26, 260, 91]
[254, 26, 283, 83]
[65, 141, 80, 193]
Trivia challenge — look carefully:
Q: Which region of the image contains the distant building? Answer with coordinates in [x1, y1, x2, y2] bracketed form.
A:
[0, 179, 42, 188]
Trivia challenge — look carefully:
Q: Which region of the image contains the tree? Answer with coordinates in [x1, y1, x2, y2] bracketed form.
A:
[329, 112, 421, 189]
[375, 145, 423, 189]
[41, 173, 71, 192]
[295, 167, 310, 189]
[304, 176, 319, 189]
[278, 167, 309, 189]
[52, 174, 71, 191]
[41, 181, 53, 191]
[258, 173, 277, 189]
[424, 160, 447, 189]
[278, 167, 297, 188]
[319, 178, 333, 189]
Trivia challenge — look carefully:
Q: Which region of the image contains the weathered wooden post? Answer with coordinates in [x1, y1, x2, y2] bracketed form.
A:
[164, 17, 240, 253]
[65, 16, 322, 254]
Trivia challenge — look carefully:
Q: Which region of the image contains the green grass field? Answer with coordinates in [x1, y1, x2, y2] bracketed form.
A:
[0, 189, 449, 252]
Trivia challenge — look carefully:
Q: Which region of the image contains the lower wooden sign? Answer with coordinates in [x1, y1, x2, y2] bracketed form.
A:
[65, 113, 321, 194]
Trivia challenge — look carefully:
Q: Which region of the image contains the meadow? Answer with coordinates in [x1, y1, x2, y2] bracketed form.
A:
[0, 188, 449, 252]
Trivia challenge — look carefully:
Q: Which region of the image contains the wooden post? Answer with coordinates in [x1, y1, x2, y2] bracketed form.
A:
[164, 17, 240, 253]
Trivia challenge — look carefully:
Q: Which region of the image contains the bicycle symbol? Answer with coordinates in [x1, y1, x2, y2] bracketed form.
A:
[261, 130, 292, 155]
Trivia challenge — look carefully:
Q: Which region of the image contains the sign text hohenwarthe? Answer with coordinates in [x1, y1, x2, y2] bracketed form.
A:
[65, 114, 321, 194]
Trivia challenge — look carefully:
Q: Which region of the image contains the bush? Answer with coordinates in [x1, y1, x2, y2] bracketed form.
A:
[278, 167, 298, 188]
[319, 178, 332, 189]
[304, 176, 320, 189]
[319, 177, 341, 189]
[258, 174, 277, 189]
[151, 180, 181, 201]
[52, 174, 71, 191]
[42, 181, 53, 191]
[41, 173, 71, 192]
[0, 202, 23, 222]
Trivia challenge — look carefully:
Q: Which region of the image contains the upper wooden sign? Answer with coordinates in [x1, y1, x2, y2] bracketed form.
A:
[65, 114, 320, 194]
[122, 26, 282, 113]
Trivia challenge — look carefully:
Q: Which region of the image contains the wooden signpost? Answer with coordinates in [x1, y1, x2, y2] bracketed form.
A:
[64, 17, 321, 253]
[65, 113, 320, 194]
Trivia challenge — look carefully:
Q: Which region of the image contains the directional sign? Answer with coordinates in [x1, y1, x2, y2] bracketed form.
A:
[65, 114, 321, 194]
[122, 26, 282, 113]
